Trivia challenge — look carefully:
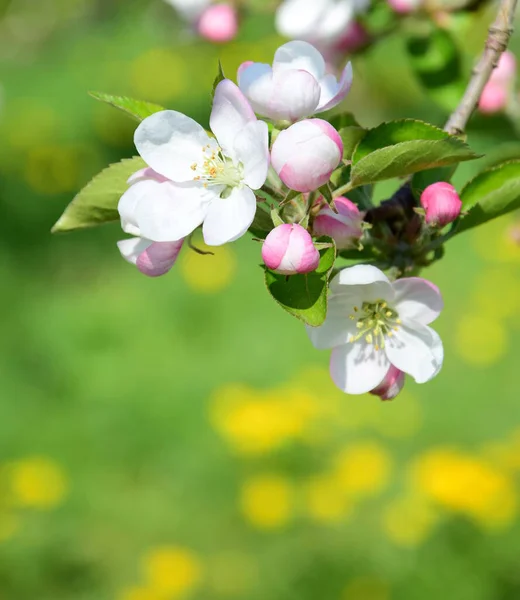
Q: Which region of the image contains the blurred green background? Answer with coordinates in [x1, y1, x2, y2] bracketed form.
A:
[1, 1, 520, 599]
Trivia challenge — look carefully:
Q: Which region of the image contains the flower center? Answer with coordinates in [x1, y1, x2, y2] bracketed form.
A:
[348, 299, 401, 351]
[191, 144, 243, 189]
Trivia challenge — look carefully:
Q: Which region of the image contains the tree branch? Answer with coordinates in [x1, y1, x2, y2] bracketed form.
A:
[444, 0, 518, 135]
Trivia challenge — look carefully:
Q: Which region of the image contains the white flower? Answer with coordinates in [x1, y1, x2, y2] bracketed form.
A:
[275, 0, 369, 47]
[237, 41, 353, 122]
[307, 265, 444, 395]
[118, 79, 269, 246]
[163, 0, 211, 22]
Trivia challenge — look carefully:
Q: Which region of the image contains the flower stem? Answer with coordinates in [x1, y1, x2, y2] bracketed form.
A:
[333, 181, 354, 199]
[444, 0, 518, 135]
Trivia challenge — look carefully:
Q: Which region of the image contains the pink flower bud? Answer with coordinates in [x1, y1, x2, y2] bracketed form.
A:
[271, 119, 343, 193]
[478, 81, 508, 113]
[420, 182, 462, 227]
[262, 223, 320, 275]
[334, 22, 370, 53]
[313, 196, 363, 249]
[493, 51, 517, 84]
[197, 3, 238, 43]
[370, 366, 405, 401]
[387, 0, 422, 13]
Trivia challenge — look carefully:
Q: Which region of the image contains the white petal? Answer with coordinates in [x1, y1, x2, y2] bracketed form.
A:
[316, 62, 353, 113]
[238, 62, 320, 121]
[329, 265, 395, 302]
[314, 0, 355, 42]
[117, 237, 152, 265]
[306, 298, 359, 349]
[210, 79, 256, 158]
[134, 110, 213, 182]
[135, 239, 184, 277]
[134, 181, 213, 242]
[118, 180, 153, 237]
[275, 0, 327, 40]
[385, 321, 444, 384]
[202, 186, 257, 246]
[233, 120, 269, 190]
[330, 343, 391, 395]
[273, 41, 326, 80]
[393, 278, 444, 325]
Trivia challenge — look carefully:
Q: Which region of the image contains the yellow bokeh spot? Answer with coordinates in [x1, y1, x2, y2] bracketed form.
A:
[210, 383, 319, 455]
[0, 512, 20, 543]
[304, 475, 351, 523]
[142, 546, 202, 597]
[334, 442, 392, 497]
[130, 49, 187, 102]
[382, 494, 439, 547]
[118, 586, 163, 600]
[180, 241, 237, 294]
[7, 101, 60, 151]
[9, 457, 68, 509]
[240, 474, 293, 529]
[207, 553, 259, 596]
[455, 314, 507, 366]
[473, 215, 520, 264]
[343, 577, 391, 600]
[410, 448, 517, 528]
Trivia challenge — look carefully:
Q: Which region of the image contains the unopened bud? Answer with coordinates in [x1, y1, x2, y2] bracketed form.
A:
[271, 119, 343, 193]
[313, 197, 363, 249]
[370, 366, 405, 401]
[262, 223, 320, 275]
[478, 51, 516, 114]
[334, 22, 370, 53]
[420, 182, 462, 227]
[197, 3, 238, 43]
[387, 0, 422, 13]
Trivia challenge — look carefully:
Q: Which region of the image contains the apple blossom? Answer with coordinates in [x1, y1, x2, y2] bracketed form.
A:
[197, 3, 238, 43]
[271, 119, 343, 192]
[370, 365, 405, 400]
[334, 22, 370, 53]
[237, 41, 353, 122]
[420, 182, 462, 227]
[118, 79, 269, 247]
[262, 223, 320, 275]
[387, 0, 422, 13]
[307, 265, 444, 395]
[118, 237, 184, 277]
[275, 0, 369, 48]
[313, 196, 364, 249]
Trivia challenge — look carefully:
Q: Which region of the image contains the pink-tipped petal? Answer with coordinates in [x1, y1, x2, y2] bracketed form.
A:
[313, 196, 363, 249]
[262, 223, 319, 275]
[370, 365, 405, 400]
[136, 239, 184, 277]
[316, 62, 353, 113]
[262, 223, 293, 271]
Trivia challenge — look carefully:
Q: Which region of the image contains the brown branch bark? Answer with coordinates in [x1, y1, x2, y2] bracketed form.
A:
[444, 0, 518, 135]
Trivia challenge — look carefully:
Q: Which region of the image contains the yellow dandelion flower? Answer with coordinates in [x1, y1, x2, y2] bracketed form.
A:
[304, 475, 351, 523]
[9, 457, 68, 509]
[180, 240, 237, 294]
[382, 493, 440, 547]
[130, 49, 187, 102]
[142, 546, 202, 597]
[343, 577, 391, 600]
[455, 314, 507, 366]
[334, 442, 392, 498]
[410, 448, 517, 528]
[240, 474, 293, 529]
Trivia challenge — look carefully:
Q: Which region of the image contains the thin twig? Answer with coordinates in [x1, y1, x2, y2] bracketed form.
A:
[444, 0, 518, 135]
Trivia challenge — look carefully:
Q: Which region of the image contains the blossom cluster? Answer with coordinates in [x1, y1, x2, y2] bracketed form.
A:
[115, 39, 457, 401]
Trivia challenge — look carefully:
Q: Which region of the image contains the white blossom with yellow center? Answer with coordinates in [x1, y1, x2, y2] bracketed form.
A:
[119, 79, 269, 246]
[307, 265, 444, 394]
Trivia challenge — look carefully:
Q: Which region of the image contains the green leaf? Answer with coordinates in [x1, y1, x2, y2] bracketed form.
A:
[264, 241, 336, 327]
[406, 27, 465, 112]
[351, 120, 478, 186]
[249, 207, 274, 238]
[456, 160, 520, 234]
[327, 112, 361, 130]
[327, 112, 366, 160]
[318, 184, 333, 204]
[51, 157, 146, 233]
[212, 60, 226, 97]
[411, 165, 458, 199]
[89, 92, 165, 122]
